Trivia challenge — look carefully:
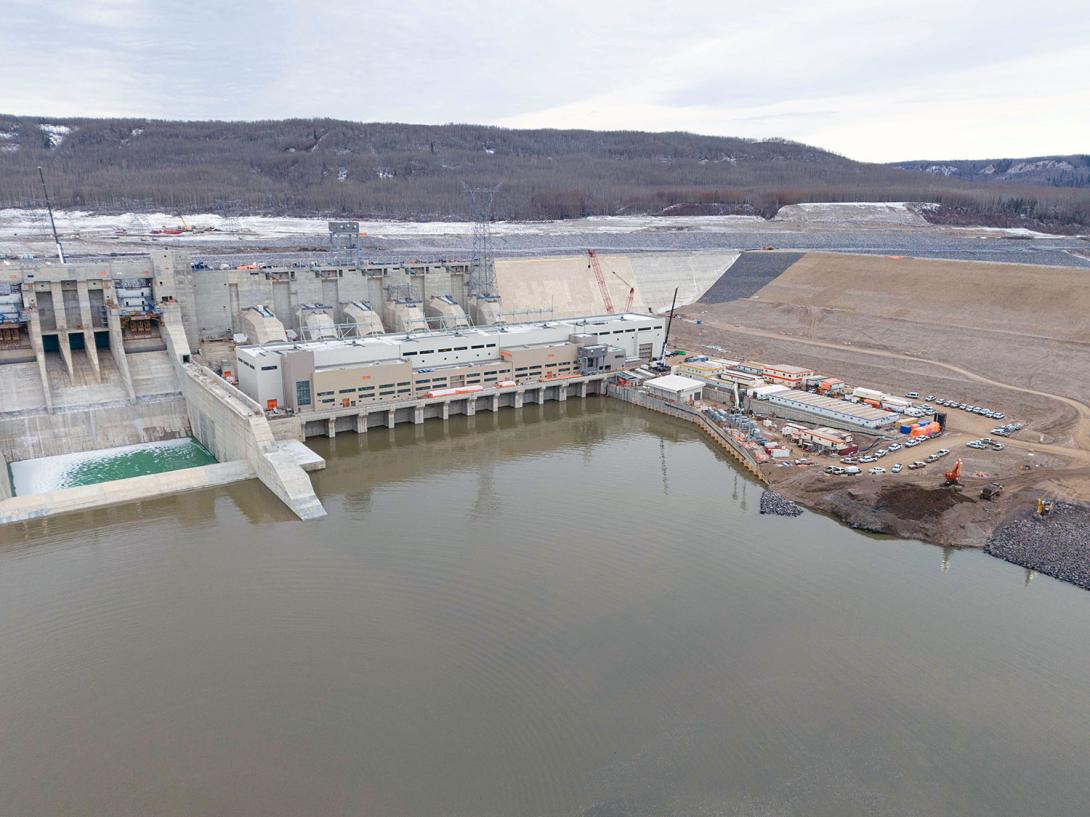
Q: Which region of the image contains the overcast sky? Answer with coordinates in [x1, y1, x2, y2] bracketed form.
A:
[3, 0, 1087, 162]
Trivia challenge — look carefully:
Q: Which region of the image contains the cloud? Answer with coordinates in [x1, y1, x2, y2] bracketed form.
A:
[0, 0, 1086, 160]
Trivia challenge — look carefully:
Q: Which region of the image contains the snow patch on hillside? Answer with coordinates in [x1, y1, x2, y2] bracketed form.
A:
[38, 124, 72, 148]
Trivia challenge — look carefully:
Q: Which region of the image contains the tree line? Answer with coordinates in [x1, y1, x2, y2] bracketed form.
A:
[0, 115, 1086, 230]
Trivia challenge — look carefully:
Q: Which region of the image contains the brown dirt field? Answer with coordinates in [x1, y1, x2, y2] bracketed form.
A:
[752, 252, 1090, 343]
[669, 250, 1090, 547]
[673, 318, 1083, 446]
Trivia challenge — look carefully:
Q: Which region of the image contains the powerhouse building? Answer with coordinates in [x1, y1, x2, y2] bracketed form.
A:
[236, 313, 665, 413]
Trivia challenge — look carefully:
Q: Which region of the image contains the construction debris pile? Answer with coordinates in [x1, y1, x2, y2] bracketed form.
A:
[986, 503, 1090, 590]
[760, 490, 803, 517]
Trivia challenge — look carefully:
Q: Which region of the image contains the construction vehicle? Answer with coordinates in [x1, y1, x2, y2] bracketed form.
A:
[980, 483, 1003, 500]
[1036, 497, 1054, 516]
[943, 458, 962, 487]
[648, 287, 679, 373]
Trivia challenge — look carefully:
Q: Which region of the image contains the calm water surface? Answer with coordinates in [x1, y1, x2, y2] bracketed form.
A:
[2, 401, 1089, 817]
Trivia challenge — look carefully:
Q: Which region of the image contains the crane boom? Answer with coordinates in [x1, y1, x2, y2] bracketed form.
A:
[37, 166, 66, 263]
[587, 250, 615, 313]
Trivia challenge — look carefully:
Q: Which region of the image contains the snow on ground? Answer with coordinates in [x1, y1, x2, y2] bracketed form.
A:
[773, 202, 929, 226]
[10, 438, 205, 496]
[949, 226, 1076, 239]
[0, 208, 768, 243]
[38, 124, 72, 148]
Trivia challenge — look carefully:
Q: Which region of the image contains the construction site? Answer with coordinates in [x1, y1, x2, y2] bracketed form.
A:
[1, 213, 1088, 587]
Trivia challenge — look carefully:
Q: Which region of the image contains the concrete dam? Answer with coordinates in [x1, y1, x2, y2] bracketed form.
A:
[0, 247, 741, 522]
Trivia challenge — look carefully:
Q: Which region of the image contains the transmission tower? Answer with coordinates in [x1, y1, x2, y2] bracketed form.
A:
[464, 183, 500, 297]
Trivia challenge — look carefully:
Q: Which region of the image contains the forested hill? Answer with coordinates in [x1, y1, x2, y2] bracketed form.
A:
[1, 114, 1087, 230]
[891, 155, 1090, 188]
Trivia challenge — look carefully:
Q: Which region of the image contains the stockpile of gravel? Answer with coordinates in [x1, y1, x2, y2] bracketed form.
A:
[760, 490, 803, 517]
[986, 503, 1090, 590]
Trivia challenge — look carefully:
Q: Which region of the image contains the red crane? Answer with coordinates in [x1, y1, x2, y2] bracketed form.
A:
[611, 270, 636, 312]
[587, 250, 615, 313]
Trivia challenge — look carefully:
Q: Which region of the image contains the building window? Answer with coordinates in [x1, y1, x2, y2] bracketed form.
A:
[295, 381, 312, 405]
[260, 364, 277, 371]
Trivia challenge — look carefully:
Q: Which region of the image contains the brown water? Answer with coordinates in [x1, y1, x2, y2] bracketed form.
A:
[2, 400, 1089, 817]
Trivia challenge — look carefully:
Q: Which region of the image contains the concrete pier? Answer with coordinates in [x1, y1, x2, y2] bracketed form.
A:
[107, 307, 137, 401]
[26, 305, 54, 414]
[75, 280, 101, 382]
[275, 375, 609, 445]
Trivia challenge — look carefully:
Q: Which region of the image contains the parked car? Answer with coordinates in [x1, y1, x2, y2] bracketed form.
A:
[936, 448, 950, 456]
[906, 391, 919, 398]
[909, 461, 926, 469]
[926, 394, 935, 401]
[860, 456, 877, 463]
[891, 463, 903, 473]
[869, 466, 886, 474]
[888, 443, 902, 451]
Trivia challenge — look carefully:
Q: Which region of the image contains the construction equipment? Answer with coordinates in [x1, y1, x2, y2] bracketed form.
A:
[37, 166, 66, 263]
[648, 287, 679, 372]
[980, 483, 1003, 500]
[587, 250, 615, 313]
[943, 458, 962, 487]
[611, 269, 636, 312]
[1036, 497, 1054, 516]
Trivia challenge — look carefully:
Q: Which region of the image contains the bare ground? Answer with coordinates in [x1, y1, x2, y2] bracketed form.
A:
[669, 252, 1090, 552]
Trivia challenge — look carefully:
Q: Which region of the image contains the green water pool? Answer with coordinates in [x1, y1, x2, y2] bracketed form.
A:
[10, 438, 217, 496]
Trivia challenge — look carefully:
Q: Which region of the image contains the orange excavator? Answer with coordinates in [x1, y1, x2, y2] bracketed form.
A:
[943, 458, 962, 487]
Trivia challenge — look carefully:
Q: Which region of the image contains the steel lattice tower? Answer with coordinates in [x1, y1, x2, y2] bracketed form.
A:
[464, 184, 499, 297]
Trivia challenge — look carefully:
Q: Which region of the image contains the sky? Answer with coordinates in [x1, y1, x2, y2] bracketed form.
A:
[2, 0, 1087, 162]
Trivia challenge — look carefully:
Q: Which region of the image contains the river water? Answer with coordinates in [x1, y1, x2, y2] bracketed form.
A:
[2, 400, 1088, 816]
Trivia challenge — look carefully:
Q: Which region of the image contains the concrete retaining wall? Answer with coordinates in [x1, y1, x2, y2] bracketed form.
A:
[0, 460, 255, 525]
[495, 251, 739, 318]
[0, 396, 191, 462]
[0, 453, 11, 500]
[608, 384, 766, 481]
[178, 364, 324, 519]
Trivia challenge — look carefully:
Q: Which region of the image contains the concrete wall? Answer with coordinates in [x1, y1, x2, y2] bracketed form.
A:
[0, 452, 11, 500]
[495, 251, 739, 318]
[0, 396, 191, 461]
[179, 364, 324, 519]
[0, 460, 255, 525]
[176, 264, 469, 342]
